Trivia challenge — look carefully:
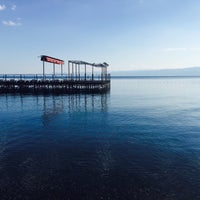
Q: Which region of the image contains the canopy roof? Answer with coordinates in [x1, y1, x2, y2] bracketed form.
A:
[68, 60, 109, 68]
[41, 55, 64, 65]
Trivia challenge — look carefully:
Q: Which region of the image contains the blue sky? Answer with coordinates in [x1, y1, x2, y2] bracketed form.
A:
[1, 0, 200, 73]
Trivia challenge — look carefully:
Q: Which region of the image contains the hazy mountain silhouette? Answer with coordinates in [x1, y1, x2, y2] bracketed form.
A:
[111, 67, 200, 77]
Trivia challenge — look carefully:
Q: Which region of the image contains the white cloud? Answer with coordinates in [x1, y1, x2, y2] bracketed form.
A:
[11, 4, 16, 10]
[0, 4, 6, 11]
[2, 20, 22, 26]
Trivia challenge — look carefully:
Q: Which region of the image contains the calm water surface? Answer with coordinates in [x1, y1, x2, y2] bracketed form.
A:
[0, 77, 200, 199]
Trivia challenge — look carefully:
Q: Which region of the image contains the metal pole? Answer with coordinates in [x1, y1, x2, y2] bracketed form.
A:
[61, 64, 63, 77]
[72, 63, 74, 80]
[53, 63, 55, 78]
[75, 64, 77, 80]
[43, 61, 45, 79]
[84, 64, 86, 80]
[78, 64, 80, 80]
[68, 61, 70, 80]
[92, 65, 94, 81]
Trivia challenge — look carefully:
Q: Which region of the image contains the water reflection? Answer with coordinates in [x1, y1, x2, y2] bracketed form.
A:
[0, 93, 108, 113]
[42, 94, 108, 123]
[0, 93, 109, 127]
[1, 79, 200, 199]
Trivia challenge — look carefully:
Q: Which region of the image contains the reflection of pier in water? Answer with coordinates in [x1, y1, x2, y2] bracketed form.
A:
[42, 94, 108, 123]
[0, 94, 108, 116]
[0, 93, 113, 180]
[0, 93, 109, 128]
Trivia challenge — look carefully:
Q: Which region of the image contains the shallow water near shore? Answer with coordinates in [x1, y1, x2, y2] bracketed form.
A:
[0, 77, 200, 199]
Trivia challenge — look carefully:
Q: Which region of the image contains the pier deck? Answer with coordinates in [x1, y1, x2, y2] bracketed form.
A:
[0, 74, 110, 94]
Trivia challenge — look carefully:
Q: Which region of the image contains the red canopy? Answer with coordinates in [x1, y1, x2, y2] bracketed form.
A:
[41, 55, 64, 65]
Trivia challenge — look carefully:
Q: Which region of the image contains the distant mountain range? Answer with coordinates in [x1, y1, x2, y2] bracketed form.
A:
[111, 67, 200, 77]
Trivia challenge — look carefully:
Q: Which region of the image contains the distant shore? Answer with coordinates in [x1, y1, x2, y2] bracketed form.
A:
[111, 66, 200, 77]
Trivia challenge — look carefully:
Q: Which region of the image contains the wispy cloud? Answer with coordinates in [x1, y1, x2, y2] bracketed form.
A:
[0, 4, 6, 11]
[1, 3, 21, 27]
[11, 4, 16, 11]
[2, 20, 22, 26]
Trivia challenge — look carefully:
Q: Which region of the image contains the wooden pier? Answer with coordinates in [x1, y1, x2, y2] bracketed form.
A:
[0, 58, 110, 94]
[0, 78, 110, 94]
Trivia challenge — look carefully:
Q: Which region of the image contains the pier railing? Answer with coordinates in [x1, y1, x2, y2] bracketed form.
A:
[0, 73, 111, 94]
[0, 74, 111, 81]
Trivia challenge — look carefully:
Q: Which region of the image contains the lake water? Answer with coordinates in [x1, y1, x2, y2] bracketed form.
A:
[0, 77, 200, 199]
